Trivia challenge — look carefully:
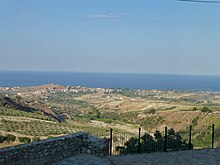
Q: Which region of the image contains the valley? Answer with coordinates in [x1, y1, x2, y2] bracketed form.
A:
[1, 84, 220, 149]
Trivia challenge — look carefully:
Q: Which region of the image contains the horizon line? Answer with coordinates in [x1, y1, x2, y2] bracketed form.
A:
[0, 69, 220, 77]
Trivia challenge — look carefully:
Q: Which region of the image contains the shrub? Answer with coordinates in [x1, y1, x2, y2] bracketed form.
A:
[192, 116, 199, 126]
[0, 135, 7, 143]
[201, 107, 212, 113]
[18, 137, 31, 143]
[15, 95, 21, 100]
[148, 108, 156, 114]
[116, 128, 191, 154]
[6, 134, 16, 142]
[32, 137, 40, 142]
[47, 136, 54, 139]
[215, 127, 220, 139]
[193, 107, 198, 111]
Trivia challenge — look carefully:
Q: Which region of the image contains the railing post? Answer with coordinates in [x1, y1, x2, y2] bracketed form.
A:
[189, 125, 192, 150]
[164, 127, 167, 152]
[138, 127, 141, 153]
[212, 124, 215, 148]
[109, 128, 113, 155]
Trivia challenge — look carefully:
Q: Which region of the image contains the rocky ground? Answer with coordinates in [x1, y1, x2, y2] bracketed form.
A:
[54, 148, 220, 165]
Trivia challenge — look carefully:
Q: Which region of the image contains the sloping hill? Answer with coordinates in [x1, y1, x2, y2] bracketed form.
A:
[0, 96, 36, 113]
[0, 95, 62, 122]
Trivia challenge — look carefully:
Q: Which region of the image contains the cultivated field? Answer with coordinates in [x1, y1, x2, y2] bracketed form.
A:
[1, 84, 220, 148]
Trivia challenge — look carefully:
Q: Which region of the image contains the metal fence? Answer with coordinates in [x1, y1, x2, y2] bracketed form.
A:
[108, 124, 217, 155]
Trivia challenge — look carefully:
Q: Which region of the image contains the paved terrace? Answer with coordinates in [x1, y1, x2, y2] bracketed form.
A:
[54, 148, 220, 165]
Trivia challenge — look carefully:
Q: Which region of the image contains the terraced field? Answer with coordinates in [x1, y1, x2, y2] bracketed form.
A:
[1, 85, 220, 149]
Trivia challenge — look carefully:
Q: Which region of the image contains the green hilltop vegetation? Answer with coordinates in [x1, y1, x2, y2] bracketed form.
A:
[1, 84, 220, 149]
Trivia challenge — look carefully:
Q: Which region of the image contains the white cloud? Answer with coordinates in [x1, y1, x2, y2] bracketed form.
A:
[20, 12, 34, 15]
[85, 14, 118, 19]
[146, 16, 167, 20]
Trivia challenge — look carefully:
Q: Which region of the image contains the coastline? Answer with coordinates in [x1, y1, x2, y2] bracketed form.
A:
[0, 71, 220, 91]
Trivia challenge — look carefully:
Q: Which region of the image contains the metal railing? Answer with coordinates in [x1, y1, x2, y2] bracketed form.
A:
[108, 124, 217, 155]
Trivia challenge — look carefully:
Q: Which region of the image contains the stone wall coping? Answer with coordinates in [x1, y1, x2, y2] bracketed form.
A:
[0, 132, 87, 152]
[0, 132, 109, 164]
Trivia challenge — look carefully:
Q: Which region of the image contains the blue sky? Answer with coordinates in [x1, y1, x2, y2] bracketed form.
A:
[0, 0, 220, 75]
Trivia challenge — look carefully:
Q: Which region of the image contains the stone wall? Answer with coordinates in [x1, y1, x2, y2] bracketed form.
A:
[0, 132, 109, 165]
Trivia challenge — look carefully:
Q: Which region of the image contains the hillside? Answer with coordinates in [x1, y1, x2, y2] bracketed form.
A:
[1, 85, 220, 148]
[0, 95, 63, 122]
[0, 95, 36, 113]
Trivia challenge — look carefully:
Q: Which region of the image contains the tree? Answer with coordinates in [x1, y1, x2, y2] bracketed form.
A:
[32, 137, 40, 142]
[6, 134, 16, 142]
[116, 137, 138, 154]
[0, 135, 7, 143]
[201, 107, 212, 113]
[193, 107, 198, 111]
[141, 133, 156, 152]
[148, 108, 156, 114]
[154, 130, 164, 151]
[116, 128, 192, 154]
[15, 95, 21, 100]
[18, 137, 31, 143]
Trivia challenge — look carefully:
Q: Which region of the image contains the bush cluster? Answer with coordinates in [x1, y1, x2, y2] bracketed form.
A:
[116, 128, 192, 154]
[201, 107, 212, 113]
[0, 134, 16, 143]
[18, 137, 31, 143]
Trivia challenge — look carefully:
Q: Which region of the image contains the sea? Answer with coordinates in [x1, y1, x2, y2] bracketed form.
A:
[0, 71, 220, 91]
